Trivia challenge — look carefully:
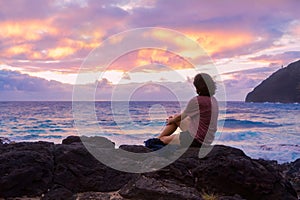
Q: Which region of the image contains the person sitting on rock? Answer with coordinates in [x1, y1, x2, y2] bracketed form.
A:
[158, 73, 219, 147]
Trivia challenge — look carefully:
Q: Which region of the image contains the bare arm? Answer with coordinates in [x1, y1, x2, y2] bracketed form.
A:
[166, 112, 187, 125]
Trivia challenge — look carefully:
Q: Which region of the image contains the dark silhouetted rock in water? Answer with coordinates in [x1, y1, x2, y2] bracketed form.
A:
[0, 136, 298, 200]
[246, 60, 300, 103]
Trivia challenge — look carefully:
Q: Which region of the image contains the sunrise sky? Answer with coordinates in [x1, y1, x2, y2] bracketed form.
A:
[0, 0, 300, 101]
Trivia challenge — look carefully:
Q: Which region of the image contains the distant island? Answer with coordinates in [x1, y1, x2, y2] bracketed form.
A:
[245, 60, 300, 103]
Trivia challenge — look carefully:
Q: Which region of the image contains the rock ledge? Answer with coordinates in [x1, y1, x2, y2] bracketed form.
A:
[0, 136, 298, 200]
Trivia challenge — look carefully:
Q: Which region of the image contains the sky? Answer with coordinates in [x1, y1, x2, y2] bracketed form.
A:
[0, 0, 300, 101]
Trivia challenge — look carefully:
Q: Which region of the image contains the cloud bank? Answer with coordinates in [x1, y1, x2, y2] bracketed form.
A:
[1, 0, 300, 100]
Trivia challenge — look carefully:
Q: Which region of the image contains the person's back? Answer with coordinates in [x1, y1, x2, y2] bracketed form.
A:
[191, 95, 218, 144]
[156, 73, 219, 147]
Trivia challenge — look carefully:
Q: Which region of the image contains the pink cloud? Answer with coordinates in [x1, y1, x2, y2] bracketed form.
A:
[221, 64, 282, 100]
[0, 0, 299, 99]
[250, 51, 300, 65]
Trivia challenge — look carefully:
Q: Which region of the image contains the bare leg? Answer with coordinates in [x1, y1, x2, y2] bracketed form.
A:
[158, 117, 191, 145]
[158, 123, 178, 139]
[157, 120, 182, 144]
[160, 134, 180, 145]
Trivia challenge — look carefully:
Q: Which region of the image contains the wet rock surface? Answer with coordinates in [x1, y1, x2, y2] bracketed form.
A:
[0, 136, 298, 200]
[0, 142, 54, 198]
[281, 158, 300, 199]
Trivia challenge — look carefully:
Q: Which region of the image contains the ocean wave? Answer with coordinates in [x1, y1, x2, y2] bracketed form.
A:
[12, 134, 62, 140]
[1, 101, 299, 163]
[222, 119, 283, 128]
[259, 144, 300, 151]
[49, 128, 66, 132]
[217, 131, 261, 141]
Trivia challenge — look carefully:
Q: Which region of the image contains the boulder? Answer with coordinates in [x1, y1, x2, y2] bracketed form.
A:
[119, 145, 152, 153]
[62, 135, 115, 148]
[190, 145, 297, 199]
[119, 145, 297, 200]
[51, 143, 135, 194]
[120, 175, 203, 200]
[283, 158, 300, 198]
[62, 136, 82, 145]
[42, 184, 74, 200]
[0, 142, 54, 198]
[0, 137, 298, 200]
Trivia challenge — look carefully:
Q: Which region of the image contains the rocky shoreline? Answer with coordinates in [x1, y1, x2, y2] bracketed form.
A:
[0, 136, 299, 200]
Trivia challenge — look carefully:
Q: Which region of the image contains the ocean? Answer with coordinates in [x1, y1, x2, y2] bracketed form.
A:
[0, 101, 299, 163]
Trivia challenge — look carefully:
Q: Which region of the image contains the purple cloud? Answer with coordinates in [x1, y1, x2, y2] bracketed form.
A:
[0, 70, 72, 100]
[222, 64, 281, 100]
[250, 51, 300, 65]
[0, 0, 54, 20]
[0, 69, 197, 101]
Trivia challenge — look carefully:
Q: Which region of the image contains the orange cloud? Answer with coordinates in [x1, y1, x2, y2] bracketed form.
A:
[3, 43, 44, 60]
[136, 49, 193, 70]
[60, 38, 99, 50]
[0, 20, 59, 42]
[146, 29, 203, 59]
[44, 38, 100, 59]
[0, 18, 105, 61]
[142, 29, 255, 62]
[185, 30, 255, 55]
[47, 47, 77, 59]
[6, 44, 32, 55]
[105, 48, 193, 72]
[3, 43, 47, 60]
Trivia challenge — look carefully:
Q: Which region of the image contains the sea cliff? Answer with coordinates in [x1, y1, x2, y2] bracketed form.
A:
[246, 60, 300, 103]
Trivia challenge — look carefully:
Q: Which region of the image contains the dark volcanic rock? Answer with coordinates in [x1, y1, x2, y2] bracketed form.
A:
[76, 191, 125, 200]
[62, 135, 115, 148]
[191, 145, 297, 199]
[219, 194, 246, 200]
[62, 135, 82, 145]
[0, 137, 298, 200]
[283, 158, 300, 198]
[246, 60, 300, 103]
[119, 145, 297, 200]
[119, 145, 152, 153]
[0, 142, 54, 198]
[51, 143, 135, 194]
[42, 184, 74, 200]
[120, 175, 203, 200]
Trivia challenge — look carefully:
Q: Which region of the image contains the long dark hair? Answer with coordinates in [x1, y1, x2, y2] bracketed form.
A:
[193, 73, 216, 96]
